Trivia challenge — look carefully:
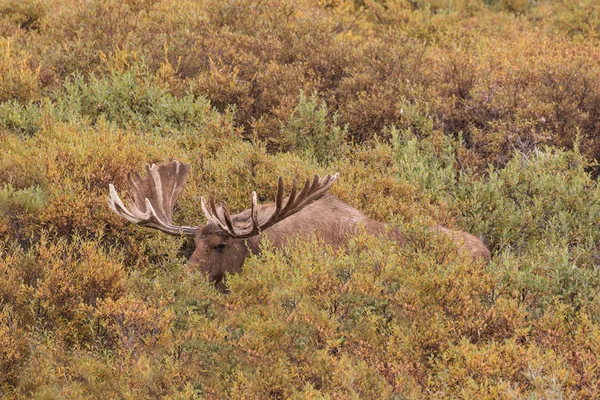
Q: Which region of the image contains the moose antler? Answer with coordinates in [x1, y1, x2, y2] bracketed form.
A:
[201, 173, 339, 238]
[108, 161, 198, 236]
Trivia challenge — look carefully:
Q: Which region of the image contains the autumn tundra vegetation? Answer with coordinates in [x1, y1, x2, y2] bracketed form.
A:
[108, 161, 490, 291]
[2, 0, 600, 398]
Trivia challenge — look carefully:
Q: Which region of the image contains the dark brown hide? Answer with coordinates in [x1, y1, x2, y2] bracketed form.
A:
[188, 194, 491, 287]
[108, 162, 491, 290]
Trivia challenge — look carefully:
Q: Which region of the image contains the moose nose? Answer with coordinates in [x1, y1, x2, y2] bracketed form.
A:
[208, 271, 224, 284]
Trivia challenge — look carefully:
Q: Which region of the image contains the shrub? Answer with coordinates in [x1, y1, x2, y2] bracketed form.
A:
[61, 64, 224, 133]
[0, 38, 40, 104]
[2, 0, 600, 397]
[0, 0, 47, 32]
[279, 91, 347, 164]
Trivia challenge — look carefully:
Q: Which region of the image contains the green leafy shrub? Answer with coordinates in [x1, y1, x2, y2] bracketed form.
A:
[3, 119, 600, 398]
[3, 0, 600, 172]
[62, 65, 224, 133]
[2, 0, 600, 397]
[279, 91, 347, 164]
[0, 99, 49, 136]
[0, 184, 46, 213]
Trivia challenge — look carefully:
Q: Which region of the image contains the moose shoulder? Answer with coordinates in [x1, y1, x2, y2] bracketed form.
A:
[108, 161, 491, 288]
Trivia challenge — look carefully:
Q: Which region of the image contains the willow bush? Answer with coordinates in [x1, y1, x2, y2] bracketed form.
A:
[2, 0, 600, 398]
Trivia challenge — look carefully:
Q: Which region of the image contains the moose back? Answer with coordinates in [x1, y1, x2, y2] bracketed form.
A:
[108, 161, 491, 288]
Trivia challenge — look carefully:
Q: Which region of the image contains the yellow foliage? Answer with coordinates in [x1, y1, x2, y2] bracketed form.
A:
[2, 0, 600, 397]
[0, 39, 40, 103]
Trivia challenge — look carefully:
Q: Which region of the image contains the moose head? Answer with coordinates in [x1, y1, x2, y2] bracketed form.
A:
[108, 161, 490, 289]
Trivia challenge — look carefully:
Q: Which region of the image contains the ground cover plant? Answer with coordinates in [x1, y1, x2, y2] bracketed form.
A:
[2, 0, 600, 398]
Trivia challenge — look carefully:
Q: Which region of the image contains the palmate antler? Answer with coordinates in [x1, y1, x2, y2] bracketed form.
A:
[108, 161, 199, 236]
[201, 173, 339, 238]
[109, 161, 339, 239]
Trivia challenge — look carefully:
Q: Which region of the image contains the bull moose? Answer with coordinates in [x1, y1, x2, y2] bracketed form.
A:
[108, 161, 490, 289]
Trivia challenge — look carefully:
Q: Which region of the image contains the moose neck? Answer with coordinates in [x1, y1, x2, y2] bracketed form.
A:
[244, 235, 262, 254]
[241, 194, 405, 249]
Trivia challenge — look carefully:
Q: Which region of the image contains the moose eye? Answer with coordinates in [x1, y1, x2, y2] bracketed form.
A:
[214, 243, 226, 252]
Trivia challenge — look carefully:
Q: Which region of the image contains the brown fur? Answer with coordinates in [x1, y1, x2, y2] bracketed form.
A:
[189, 194, 491, 287]
[108, 161, 490, 291]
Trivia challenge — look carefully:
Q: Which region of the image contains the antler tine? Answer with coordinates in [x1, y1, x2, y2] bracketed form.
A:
[208, 198, 224, 230]
[282, 174, 324, 215]
[312, 174, 334, 199]
[309, 174, 320, 192]
[255, 173, 339, 233]
[296, 175, 320, 207]
[201, 195, 246, 237]
[108, 161, 198, 236]
[275, 176, 285, 214]
[280, 177, 300, 215]
[264, 176, 297, 226]
[201, 197, 228, 233]
[250, 191, 260, 232]
[220, 201, 237, 235]
[199, 173, 338, 239]
[202, 173, 338, 239]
